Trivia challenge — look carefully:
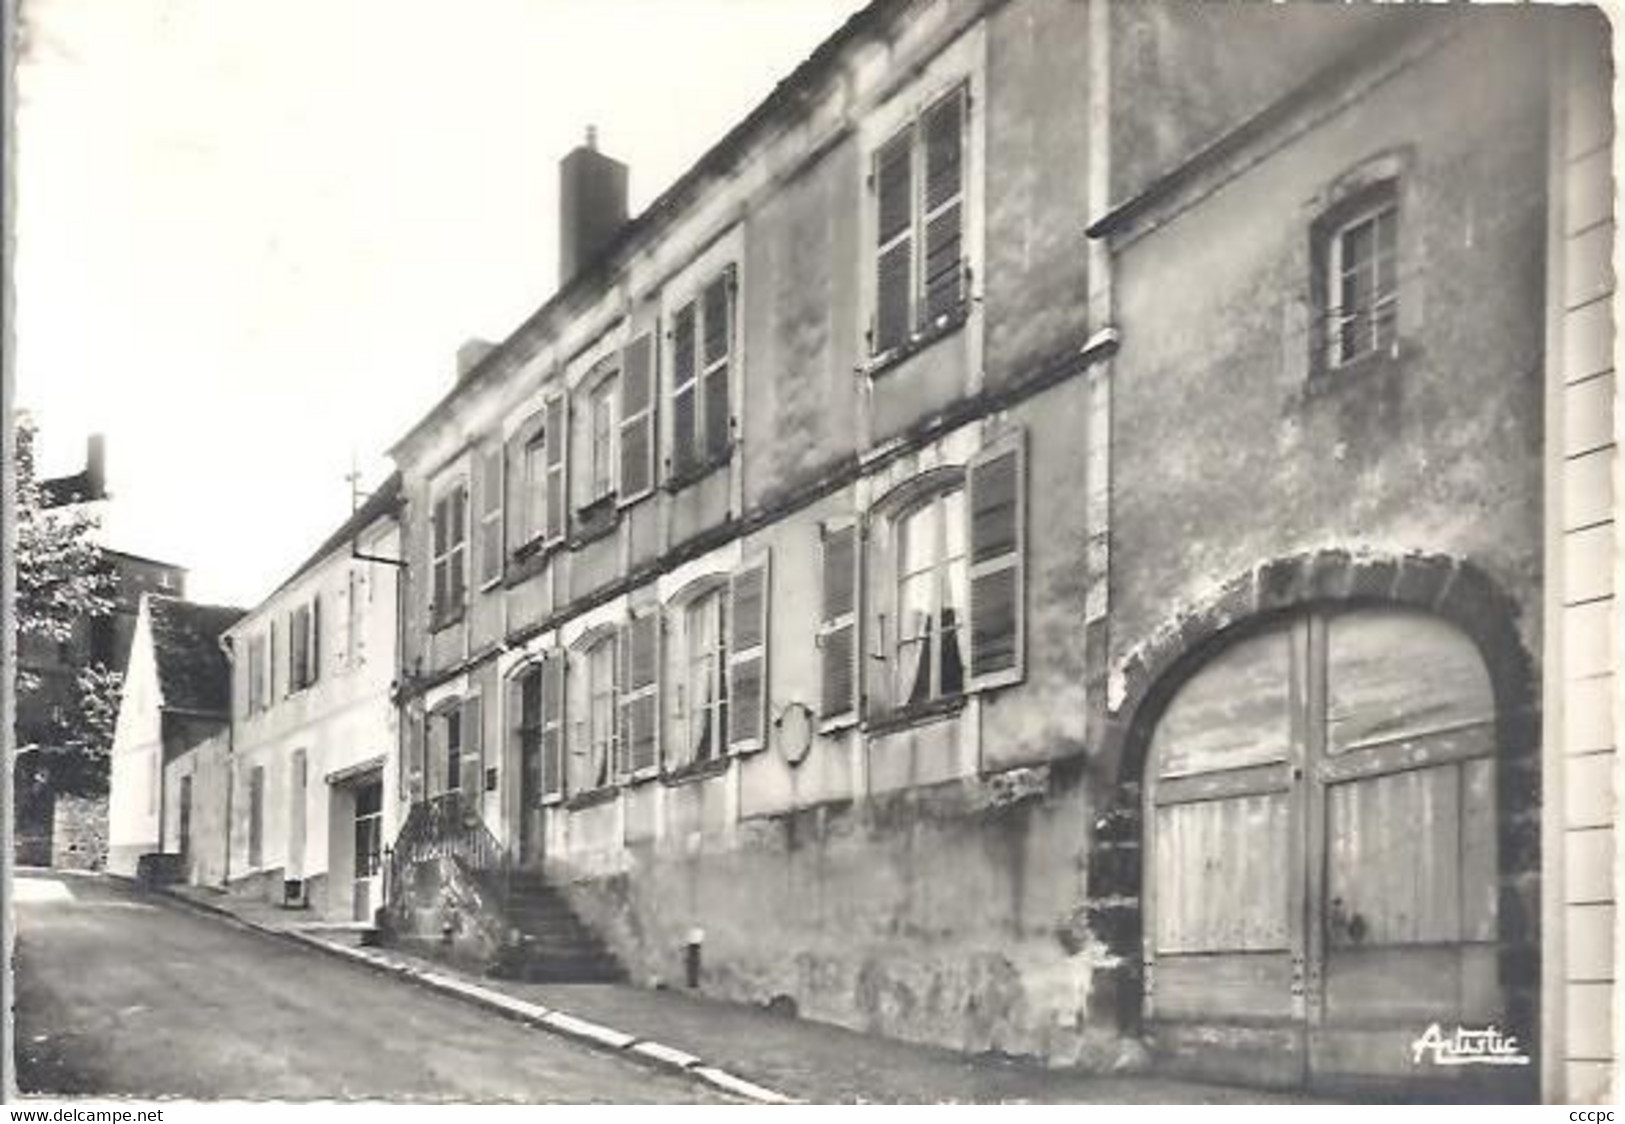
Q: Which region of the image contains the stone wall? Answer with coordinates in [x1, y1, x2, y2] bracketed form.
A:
[51, 794, 108, 871]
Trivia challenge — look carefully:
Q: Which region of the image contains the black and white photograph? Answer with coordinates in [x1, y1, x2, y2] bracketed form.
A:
[0, 0, 1618, 1106]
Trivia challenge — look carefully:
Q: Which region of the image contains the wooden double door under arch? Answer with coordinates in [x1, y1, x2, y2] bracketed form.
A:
[1143, 604, 1529, 1096]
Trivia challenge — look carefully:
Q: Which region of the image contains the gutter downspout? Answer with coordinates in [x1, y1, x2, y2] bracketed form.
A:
[219, 633, 234, 887]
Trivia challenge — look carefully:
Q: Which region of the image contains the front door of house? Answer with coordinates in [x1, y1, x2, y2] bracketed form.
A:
[178, 775, 192, 869]
[352, 779, 383, 922]
[1143, 606, 1516, 1095]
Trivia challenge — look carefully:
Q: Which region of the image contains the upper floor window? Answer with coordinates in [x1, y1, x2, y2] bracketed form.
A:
[444, 705, 463, 794]
[587, 373, 618, 504]
[288, 597, 321, 693]
[1319, 193, 1397, 367]
[431, 480, 469, 626]
[246, 632, 269, 713]
[871, 83, 968, 357]
[670, 267, 735, 482]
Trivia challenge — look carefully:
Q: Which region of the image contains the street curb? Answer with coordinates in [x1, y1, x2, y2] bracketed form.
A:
[145, 882, 800, 1105]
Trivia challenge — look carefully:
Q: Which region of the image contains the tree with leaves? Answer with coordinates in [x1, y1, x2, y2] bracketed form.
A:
[14, 418, 119, 797]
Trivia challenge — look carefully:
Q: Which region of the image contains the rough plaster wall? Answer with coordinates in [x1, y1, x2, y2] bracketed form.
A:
[982, 0, 1092, 389]
[1111, 22, 1548, 661]
[1108, 1, 1415, 207]
[562, 771, 1146, 1070]
[741, 136, 862, 510]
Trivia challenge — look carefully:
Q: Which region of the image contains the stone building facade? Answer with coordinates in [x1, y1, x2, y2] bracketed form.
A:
[380, 0, 1615, 1101]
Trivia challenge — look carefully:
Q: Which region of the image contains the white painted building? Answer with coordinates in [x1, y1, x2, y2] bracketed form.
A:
[216, 475, 402, 921]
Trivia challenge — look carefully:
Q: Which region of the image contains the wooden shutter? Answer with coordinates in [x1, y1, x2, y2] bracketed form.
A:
[541, 652, 565, 801]
[671, 303, 698, 477]
[310, 596, 321, 683]
[431, 494, 449, 616]
[701, 272, 732, 464]
[966, 430, 1026, 690]
[449, 483, 468, 607]
[873, 126, 914, 354]
[544, 395, 568, 543]
[460, 695, 484, 799]
[618, 614, 661, 777]
[728, 555, 771, 753]
[619, 333, 657, 502]
[818, 522, 861, 726]
[921, 86, 966, 328]
[269, 618, 281, 701]
[479, 446, 504, 585]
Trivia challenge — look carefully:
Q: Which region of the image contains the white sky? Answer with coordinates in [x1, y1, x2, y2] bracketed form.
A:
[17, 0, 865, 606]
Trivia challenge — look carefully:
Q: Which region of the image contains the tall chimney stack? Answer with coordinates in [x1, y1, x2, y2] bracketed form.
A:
[558, 125, 628, 288]
[84, 434, 107, 499]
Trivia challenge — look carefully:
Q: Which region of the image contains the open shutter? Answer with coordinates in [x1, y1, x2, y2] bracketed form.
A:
[818, 522, 861, 727]
[460, 695, 484, 799]
[431, 494, 449, 617]
[701, 272, 733, 464]
[619, 613, 661, 777]
[544, 395, 568, 544]
[479, 446, 505, 585]
[541, 652, 566, 801]
[671, 303, 699, 478]
[873, 126, 914, 354]
[310, 595, 322, 683]
[966, 430, 1026, 690]
[728, 555, 770, 753]
[921, 85, 966, 329]
[269, 618, 281, 701]
[619, 332, 657, 503]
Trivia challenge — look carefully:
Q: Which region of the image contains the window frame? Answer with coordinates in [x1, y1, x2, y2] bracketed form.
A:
[584, 367, 619, 510]
[866, 80, 971, 367]
[430, 477, 470, 630]
[679, 588, 729, 770]
[666, 264, 737, 489]
[576, 633, 619, 796]
[1308, 169, 1404, 381]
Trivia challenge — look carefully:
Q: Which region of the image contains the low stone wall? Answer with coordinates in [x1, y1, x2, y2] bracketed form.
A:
[553, 766, 1143, 1072]
[382, 854, 509, 974]
[52, 795, 108, 871]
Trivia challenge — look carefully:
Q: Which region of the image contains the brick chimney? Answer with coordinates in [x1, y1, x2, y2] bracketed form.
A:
[84, 433, 106, 499]
[558, 125, 628, 287]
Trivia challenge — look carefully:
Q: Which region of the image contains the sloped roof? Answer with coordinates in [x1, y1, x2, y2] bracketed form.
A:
[146, 595, 245, 715]
[267, 470, 403, 602]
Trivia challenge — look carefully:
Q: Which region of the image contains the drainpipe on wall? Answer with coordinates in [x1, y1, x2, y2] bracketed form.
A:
[218, 633, 234, 887]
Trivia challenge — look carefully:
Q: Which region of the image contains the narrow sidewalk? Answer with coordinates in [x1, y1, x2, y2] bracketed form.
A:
[159, 881, 1317, 1105]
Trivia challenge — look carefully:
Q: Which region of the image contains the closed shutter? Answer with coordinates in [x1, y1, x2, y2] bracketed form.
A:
[701, 272, 732, 464]
[873, 127, 914, 354]
[618, 614, 660, 777]
[460, 695, 484, 799]
[619, 332, 657, 502]
[671, 303, 698, 478]
[541, 652, 565, 801]
[966, 430, 1026, 689]
[544, 395, 568, 543]
[818, 522, 860, 726]
[310, 595, 321, 683]
[728, 555, 770, 753]
[478, 446, 504, 585]
[921, 85, 965, 329]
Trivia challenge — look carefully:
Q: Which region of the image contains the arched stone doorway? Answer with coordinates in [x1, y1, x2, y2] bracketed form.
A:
[1091, 551, 1539, 1099]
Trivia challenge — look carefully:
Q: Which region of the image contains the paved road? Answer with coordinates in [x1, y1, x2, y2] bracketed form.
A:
[14, 871, 730, 1102]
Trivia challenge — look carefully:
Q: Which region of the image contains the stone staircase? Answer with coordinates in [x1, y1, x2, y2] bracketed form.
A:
[486, 868, 623, 984]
